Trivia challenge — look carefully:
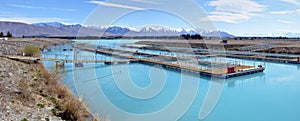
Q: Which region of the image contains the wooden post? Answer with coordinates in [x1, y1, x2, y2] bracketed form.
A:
[55, 61, 65, 70]
[55, 61, 59, 70]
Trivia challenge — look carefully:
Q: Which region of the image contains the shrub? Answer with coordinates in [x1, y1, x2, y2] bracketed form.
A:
[21, 118, 28, 121]
[24, 45, 40, 57]
[37, 103, 45, 108]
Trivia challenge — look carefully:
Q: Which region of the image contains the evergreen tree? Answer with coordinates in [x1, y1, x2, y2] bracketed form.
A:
[0, 32, 3, 37]
[7, 31, 12, 37]
[191, 34, 203, 40]
[180, 34, 191, 40]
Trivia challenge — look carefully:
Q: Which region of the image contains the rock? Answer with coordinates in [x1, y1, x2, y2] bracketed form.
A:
[8, 72, 13, 77]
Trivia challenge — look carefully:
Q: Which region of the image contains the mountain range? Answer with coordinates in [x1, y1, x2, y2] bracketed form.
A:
[1, 21, 299, 38]
[0, 21, 235, 38]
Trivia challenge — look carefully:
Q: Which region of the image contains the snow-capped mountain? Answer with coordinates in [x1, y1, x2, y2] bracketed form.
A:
[32, 22, 66, 28]
[33, 22, 83, 28]
[30, 22, 234, 37]
[201, 30, 235, 38]
[104, 26, 130, 35]
[88, 25, 234, 37]
[241, 33, 300, 38]
[0, 21, 234, 37]
[4, 21, 300, 38]
[136, 26, 179, 36]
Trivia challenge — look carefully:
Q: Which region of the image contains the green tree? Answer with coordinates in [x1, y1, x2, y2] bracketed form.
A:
[0, 32, 3, 37]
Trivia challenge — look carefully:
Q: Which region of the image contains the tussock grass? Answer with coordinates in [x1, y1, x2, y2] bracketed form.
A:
[13, 61, 98, 120]
[36, 64, 97, 121]
[0, 83, 4, 92]
[17, 79, 35, 102]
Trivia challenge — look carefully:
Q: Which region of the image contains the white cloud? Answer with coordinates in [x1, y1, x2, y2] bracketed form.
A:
[8, 4, 34, 9]
[281, 0, 300, 6]
[280, 28, 300, 33]
[208, 0, 265, 14]
[270, 9, 300, 15]
[277, 20, 294, 24]
[201, 12, 250, 23]
[7, 4, 78, 12]
[86, 0, 145, 10]
[270, 10, 294, 15]
[0, 12, 18, 17]
[203, 0, 266, 23]
[0, 17, 67, 24]
[130, 0, 159, 4]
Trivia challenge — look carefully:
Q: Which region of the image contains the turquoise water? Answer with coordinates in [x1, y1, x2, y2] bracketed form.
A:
[42, 40, 300, 121]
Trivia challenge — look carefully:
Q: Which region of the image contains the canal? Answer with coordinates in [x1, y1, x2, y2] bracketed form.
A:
[42, 40, 300, 121]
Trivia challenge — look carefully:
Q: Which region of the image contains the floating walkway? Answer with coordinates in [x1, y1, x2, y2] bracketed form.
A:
[77, 46, 265, 79]
[2, 45, 267, 79]
[218, 54, 300, 64]
[42, 58, 137, 63]
[2, 55, 137, 65]
[4, 56, 39, 64]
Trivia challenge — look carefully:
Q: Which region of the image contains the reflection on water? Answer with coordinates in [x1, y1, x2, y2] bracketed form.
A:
[226, 72, 265, 88]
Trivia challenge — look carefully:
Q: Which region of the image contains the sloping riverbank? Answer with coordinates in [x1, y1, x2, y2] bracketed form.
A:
[0, 57, 61, 120]
[0, 38, 99, 120]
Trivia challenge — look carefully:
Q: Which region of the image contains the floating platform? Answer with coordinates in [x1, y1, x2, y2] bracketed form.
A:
[216, 54, 300, 64]
[77, 46, 266, 79]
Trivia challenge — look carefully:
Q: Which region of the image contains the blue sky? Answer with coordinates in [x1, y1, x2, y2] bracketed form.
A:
[0, 0, 299, 36]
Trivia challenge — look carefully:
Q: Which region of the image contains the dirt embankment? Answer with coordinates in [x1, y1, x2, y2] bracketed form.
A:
[256, 47, 300, 54]
[0, 57, 62, 120]
[0, 38, 99, 121]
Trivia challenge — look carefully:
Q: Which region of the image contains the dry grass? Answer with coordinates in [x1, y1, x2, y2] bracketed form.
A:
[35, 64, 97, 121]
[17, 79, 35, 102]
[11, 61, 97, 120]
[0, 82, 4, 92]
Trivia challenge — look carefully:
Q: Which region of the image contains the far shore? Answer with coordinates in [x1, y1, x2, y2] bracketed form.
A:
[133, 38, 300, 54]
[4, 37, 300, 54]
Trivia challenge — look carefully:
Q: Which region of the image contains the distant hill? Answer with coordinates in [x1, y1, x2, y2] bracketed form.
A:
[241, 33, 300, 38]
[0, 21, 103, 37]
[200, 30, 235, 38]
[0, 21, 235, 38]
